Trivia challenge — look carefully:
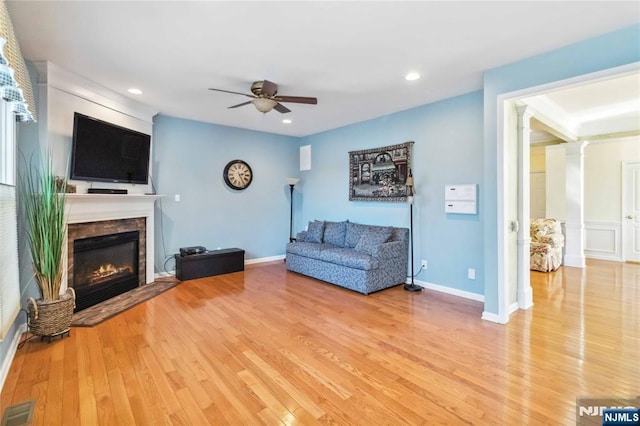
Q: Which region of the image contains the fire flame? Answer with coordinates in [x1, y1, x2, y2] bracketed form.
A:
[90, 263, 134, 280]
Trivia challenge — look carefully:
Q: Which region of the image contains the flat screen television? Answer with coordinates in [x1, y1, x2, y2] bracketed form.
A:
[70, 112, 151, 184]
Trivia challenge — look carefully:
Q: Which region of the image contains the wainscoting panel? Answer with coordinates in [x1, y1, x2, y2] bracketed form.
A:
[584, 221, 622, 261]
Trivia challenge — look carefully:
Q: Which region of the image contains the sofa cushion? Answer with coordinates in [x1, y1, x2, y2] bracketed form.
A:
[354, 226, 393, 256]
[306, 220, 325, 243]
[287, 241, 325, 257]
[323, 221, 347, 247]
[318, 248, 379, 270]
[345, 222, 367, 248]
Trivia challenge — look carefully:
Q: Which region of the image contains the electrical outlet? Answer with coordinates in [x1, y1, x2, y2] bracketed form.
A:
[468, 268, 476, 280]
[421, 260, 428, 269]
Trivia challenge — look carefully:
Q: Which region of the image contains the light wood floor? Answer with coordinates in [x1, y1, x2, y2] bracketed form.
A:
[2, 259, 638, 425]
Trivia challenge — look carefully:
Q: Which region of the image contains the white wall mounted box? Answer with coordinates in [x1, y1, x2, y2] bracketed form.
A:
[445, 184, 477, 214]
[445, 200, 477, 214]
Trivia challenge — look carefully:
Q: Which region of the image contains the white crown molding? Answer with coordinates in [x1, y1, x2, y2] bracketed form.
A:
[32, 61, 157, 123]
[522, 72, 640, 139]
[523, 95, 576, 131]
[579, 113, 640, 137]
[521, 100, 577, 142]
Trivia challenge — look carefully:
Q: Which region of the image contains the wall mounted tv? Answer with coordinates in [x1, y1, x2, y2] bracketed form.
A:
[70, 112, 151, 184]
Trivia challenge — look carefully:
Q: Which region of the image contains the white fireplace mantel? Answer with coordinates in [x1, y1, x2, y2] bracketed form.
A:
[62, 194, 163, 289]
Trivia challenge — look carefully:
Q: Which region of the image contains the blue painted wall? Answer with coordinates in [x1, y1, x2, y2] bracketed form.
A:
[482, 24, 640, 315]
[152, 115, 299, 270]
[298, 91, 485, 295]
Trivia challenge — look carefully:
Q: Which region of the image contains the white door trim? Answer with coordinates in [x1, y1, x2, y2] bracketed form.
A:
[622, 160, 640, 262]
[490, 61, 640, 324]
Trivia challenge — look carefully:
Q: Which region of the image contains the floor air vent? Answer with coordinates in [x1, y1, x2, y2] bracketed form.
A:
[1, 400, 34, 426]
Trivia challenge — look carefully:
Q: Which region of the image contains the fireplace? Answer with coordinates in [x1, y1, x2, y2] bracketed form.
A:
[67, 217, 147, 312]
[73, 231, 139, 312]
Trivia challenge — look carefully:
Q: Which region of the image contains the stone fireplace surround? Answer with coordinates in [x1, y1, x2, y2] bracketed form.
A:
[61, 194, 162, 295]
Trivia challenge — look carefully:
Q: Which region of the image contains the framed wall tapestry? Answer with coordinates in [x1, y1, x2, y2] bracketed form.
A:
[348, 141, 414, 202]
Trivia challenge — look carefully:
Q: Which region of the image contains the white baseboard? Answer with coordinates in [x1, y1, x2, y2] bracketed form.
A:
[481, 311, 509, 324]
[412, 280, 512, 324]
[154, 271, 175, 279]
[0, 322, 27, 393]
[153, 254, 285, 279]
[245, 255, 286, 265]
[407, 278, 484, 302]
[585, 253, 623, 262]
[481, 302, 520, 325]
[564, 254, 586, 268]
[517, 287, 534, 310]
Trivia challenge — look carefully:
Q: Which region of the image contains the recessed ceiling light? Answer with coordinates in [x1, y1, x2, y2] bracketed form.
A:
[128, 88, 143, 95]
[282, 119, 292, 124]
[405, 72, 420, 81]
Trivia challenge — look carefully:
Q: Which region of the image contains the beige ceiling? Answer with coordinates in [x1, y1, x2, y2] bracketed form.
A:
[7, 1, 640, 137]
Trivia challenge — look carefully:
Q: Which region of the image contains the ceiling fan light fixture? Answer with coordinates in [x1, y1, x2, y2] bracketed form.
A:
[251, 98, 278, 113]
[405, 72, 421, 81]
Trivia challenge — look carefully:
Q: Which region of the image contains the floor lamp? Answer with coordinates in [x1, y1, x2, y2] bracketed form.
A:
[404, 169, 423, 292]
[287, 178, 300, 242]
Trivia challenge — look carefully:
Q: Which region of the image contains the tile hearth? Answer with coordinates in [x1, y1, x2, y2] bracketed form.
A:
[71, 276, 180, 327]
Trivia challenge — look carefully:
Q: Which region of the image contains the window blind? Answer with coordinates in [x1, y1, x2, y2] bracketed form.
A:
[0, 183, 20, 340]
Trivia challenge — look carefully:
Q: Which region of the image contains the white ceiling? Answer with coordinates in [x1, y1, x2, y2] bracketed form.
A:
[7, 1, 640, 137]
[526, 72, 640, 142]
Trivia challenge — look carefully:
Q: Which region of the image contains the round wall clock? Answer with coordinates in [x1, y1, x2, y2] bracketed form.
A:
[223, 160, 253, 190]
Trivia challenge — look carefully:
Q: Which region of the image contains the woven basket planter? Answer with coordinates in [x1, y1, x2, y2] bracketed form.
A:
[28, 288, 75, 338]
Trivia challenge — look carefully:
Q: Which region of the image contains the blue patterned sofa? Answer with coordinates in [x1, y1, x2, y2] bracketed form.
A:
[286, 220, 409, 294]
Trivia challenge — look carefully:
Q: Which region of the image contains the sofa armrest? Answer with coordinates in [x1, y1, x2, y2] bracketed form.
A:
[295, 231, 308, 242]
[370, 240, 406, 259]
[531, 241, 552, 254]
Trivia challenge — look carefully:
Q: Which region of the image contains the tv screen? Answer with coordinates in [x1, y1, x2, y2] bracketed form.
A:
[70, 113, 151, 184]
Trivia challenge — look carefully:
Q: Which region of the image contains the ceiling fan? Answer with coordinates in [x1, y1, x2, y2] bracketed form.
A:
[208, 80, 317, 114]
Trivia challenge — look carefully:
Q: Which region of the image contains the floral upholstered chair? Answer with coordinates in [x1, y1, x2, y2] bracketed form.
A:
[530, 218, 565, 272]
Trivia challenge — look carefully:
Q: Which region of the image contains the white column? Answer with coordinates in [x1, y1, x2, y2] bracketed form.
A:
[564, 141, 589, 268]
[517, 105, 533, 309]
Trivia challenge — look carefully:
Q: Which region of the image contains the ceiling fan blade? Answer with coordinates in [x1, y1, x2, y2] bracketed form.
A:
[274, 103, 291, 114]
[228, 101, 253, 109]
[261, 80, 278, 97]
[274, 95, 318, 105]
[209, 88, 254, 98]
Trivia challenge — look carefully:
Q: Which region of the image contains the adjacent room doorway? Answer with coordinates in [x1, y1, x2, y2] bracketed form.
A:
[497, 62, 639, 322]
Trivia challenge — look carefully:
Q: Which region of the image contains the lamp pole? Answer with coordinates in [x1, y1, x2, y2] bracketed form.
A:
[289, 184, 295, 242]
[404, 169, 423, 292]
[286, 178, 300, 242]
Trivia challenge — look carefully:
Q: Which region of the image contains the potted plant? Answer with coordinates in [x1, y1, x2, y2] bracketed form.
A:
[21, 154, 75, 339]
